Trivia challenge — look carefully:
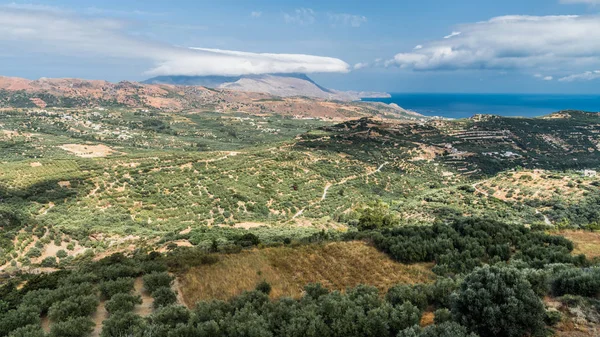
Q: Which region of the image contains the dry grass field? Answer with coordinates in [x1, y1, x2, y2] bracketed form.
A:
[178, 241, 434, 307]
[559, 230, 600, 258]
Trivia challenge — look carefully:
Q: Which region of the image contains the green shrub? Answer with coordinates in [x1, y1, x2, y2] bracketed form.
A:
[0, 306, 41, 336]
[353, 200, 399, 230]
[99, 278, 135, 300]
[147, 305, 190, 328]
[386, 284, 430, 310]
[56, 250, 68, 259]
[101, 312, 145, 337]
[142, 272, 173, 294]
[452, 266, 545, 337]
[7, 324, 45, 337]
[551, 267, 600, 297]
[105, 293, 142, 314]
[434, 308, 453, 324]
[255, 280, 272, 295]
[25, 248, 41, 258]
[97, 263, 140, 281]
[40, 256, 57, 267]
[152, 287, 177, 309]
[49, 317, 94, 337]
[48, 295, 98, 321]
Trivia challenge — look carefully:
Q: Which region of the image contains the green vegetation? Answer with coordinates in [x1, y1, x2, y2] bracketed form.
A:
[1, 105, 599, 335]
[453, 266, 546, 337]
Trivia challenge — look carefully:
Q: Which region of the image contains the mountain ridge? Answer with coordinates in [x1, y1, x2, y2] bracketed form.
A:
[0, 75, 420, 121]
[143, 73, 390, 101]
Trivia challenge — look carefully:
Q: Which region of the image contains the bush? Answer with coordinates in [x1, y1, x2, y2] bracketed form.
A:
[101, 312, 145, 337]
[97, 263, 140, 281]
[147, 305, 190, 332]
[235, 233, 260, 247]
[434, 308, 453, 324]
[0, 306, 41, 336]
[255, 280, 272, 295]
[452, 266, 545, 337]
[142, 272, 174, 294]
[386, 284, 430, 310]
[152, 287, 177, 309]
[353, 200, 399, 231]
[105, 293, 142, 314]
[49, 317, 94, 337]
[99, 278, 135, 300]
[56, 250, 68, 259]
[40, 256, 57, 267]
[26, 248, 41, 258]
[7, 324, 45, 337]
[48, 295, 98, 321]
[551, 267, 600, 297]
[393, 301, 423, 331]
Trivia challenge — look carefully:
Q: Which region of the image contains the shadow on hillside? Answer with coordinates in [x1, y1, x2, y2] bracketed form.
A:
[0, 178, 89, 230]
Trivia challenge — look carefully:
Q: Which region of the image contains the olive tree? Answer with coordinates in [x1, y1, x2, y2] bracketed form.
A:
[452, 266, 545, 337]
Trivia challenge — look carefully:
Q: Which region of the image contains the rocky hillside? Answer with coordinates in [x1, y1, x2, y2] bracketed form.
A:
[298, 111, 600, 177]
[144, 73, 390, 101]
[0, 76, 416, 121]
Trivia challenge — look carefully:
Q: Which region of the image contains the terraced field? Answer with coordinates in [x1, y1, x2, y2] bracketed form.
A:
[1, 107, 599, 274]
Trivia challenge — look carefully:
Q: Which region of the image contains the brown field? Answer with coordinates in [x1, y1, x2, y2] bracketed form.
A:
[59, 144, 115, 158]
[559, 230, 600, 258]
[178, 241, 434, 307]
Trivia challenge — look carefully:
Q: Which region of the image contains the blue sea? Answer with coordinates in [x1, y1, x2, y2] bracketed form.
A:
[362, 93, 600, 119]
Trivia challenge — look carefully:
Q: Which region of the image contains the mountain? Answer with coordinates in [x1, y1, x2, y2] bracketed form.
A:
[143, 73, 390, 101]
[0, 76, 420, 121]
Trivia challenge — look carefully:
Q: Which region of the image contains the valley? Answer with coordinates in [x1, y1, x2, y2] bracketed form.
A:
[0, 83, 599, 337]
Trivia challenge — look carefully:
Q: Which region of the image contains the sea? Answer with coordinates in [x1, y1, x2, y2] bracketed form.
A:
[362, 93, 600, 119]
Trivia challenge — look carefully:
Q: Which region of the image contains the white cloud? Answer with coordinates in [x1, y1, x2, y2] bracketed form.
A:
[443, 31, 461, 39]
[251, 11, 262, 18]
[534, 74, 554, 81]
[283, 8, 315, 25]
[559, 70, 600, 81]
[153, 48, 350, 76]
[328, 13, 367, 27]
[0, 6, 349, 76]
[353, 62, 369, 70]
[386, 15, 600, 76]
[414, 45, 423, 50]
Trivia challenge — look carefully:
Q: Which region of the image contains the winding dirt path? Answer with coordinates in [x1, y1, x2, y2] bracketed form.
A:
[293, 161, 389, 220]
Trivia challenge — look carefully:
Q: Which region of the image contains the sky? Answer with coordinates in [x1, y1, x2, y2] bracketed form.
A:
[1, 0, 600, 93]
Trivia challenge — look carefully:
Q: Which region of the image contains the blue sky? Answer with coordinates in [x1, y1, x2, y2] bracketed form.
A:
[1, 0, 600, 93]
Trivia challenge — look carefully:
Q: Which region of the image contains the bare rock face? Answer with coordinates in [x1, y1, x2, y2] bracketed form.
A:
[144, 73, 390, 101]
[219, 74, 349, 100]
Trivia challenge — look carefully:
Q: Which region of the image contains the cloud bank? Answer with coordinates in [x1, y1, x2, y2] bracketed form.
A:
[0, 6, 349, 76]
[386, 15, 600, 76]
